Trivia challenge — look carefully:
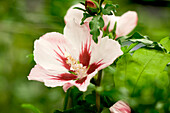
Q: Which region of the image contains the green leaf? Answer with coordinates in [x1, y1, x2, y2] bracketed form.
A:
[102, 4, 117, 15]
[80, 13, 91, 25]
[26, 54, 34, 63]
[69, 87, 83, 107]
[54, 104, 97, 113]
[160, 37, 170, 52]
[80, 2, 85, 6]
[128, 32, 153, 45]
[117, 32, 167, 52]
[129, 39, 153, 45]
[21, 104, 42, 113]
[147, 42, 166, 51]
[73, 7, 86, 12]
[116, 32, 144, 44]
[123, 42, 139, 54]
[101, 108, 110, 113]
[85, 93, 96, 105]
[117, 32, 149, 42]
[89, 15, 104, 43]
[129, 32, 148, 39]
[115, 48, 170, 95]
[99, 0, 105, 7]
[54, 110, 63, 113]
[155, 71, 169, 88]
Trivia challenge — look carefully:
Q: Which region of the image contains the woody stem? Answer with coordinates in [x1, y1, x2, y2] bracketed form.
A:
[63, 88, 71, 110]
[96, 70, 103, 112]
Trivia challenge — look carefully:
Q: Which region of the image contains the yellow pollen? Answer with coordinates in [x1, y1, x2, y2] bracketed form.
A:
[65, 52, 88, 78]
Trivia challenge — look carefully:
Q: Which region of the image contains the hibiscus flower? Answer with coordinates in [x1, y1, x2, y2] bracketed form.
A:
[28, 20, 123, 92]
[109, 100, 131, 113]
[64, 4, 138, 39]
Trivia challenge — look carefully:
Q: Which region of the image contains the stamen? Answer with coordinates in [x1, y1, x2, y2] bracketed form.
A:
[65, 52, 88, 79]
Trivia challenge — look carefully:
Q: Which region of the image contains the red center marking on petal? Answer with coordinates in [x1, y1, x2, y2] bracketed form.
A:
[54, 50, 71, 71]
[87, 60, 104, 74]
[49, 73, 77, 81]
[57, 45, 64, 55]
[75, 76, 87, 84]
[79, 39, 91, 67]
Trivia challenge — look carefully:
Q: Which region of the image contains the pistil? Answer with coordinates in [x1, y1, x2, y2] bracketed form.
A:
[65, 52, 88, 79]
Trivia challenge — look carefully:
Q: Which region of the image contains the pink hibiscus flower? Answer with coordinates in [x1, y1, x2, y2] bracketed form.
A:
[109, 100, 131, 113]
[28, 20, 123, 92]
[64, 4, 138, 39]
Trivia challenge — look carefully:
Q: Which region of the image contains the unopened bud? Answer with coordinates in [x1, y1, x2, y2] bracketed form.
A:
[109, 100, 131, 113]
[85, 0, 98, 15]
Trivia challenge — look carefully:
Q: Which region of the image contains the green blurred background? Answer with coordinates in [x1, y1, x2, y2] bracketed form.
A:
[0, 0, 170, 113]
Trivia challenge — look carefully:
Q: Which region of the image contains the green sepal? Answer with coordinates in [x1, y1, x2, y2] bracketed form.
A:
[90, 0, 100, 9]
[87, 7, 99, 15]
[112, 21, 117, 39]
[105, 21, 110, 33]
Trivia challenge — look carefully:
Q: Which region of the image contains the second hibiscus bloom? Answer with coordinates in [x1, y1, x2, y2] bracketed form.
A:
[65, 3, 138, 39]
[28, 19, 123, 92]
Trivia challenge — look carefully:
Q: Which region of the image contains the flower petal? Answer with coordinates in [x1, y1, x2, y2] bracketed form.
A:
[64, 19, 93, 64]
[116, 11, 138, 38]
[64, 4, 84, 24]
[109, 100, 131, 113]
[89, 36, 123, 73]
[71, 70, 97, 92]
[103, 14, 116, 32]
[50, 73, 78, 81]
[63, 83, 74, 92]
[79, 38, 92, 67]
[34, 32, 72, 73]
[28, 65, 73, 87]
[64, 4, 92, 24]
[28, 65, 51, 82]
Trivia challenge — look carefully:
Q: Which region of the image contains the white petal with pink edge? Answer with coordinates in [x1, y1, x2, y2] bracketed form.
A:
[109, 100, 131, 113]
[34, 32, 73, 73]
[28, 65, 51, 82]
[64, 19, 93, 61]
[90, 36, 123, 71]
[103, 14, 116, 32]
[64, 4, 138, 39]
[116, 11, 138, 38]
[64, 4, 92, 24]
[28, 65, 77, 88]
[63, 83, 74, 92]
[71, 70, 97, 92]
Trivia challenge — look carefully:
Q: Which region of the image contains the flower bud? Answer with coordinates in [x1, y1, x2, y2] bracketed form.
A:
[85, 0, 98, 15]
[109, 100, 131, 113]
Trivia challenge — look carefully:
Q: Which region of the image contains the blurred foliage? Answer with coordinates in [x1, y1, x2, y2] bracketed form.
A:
[0, 0, 170, 113]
